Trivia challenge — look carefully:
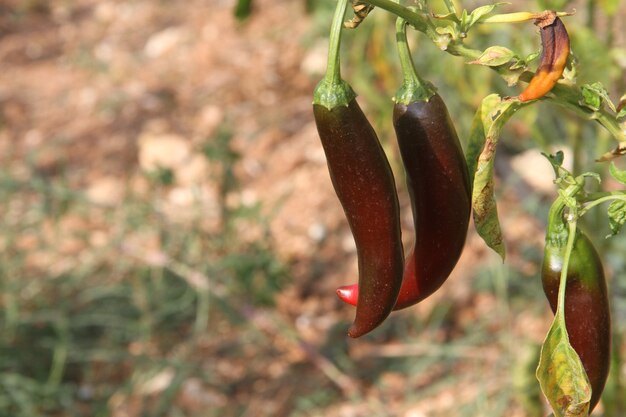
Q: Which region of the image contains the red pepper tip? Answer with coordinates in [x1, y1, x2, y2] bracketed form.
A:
[336, 285, 357, 305]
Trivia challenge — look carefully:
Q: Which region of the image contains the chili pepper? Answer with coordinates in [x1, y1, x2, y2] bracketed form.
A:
[518, 12, 570, 102]
[336, 17, 471, 310]
[541, 201, 611, 411]
[313, 0, 404, 338]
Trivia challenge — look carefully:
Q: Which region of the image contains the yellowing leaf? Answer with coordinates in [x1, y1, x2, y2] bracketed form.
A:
[469, 46, 516, 67]
[466, 94, 522, 260]
[536, 314, 591, 417]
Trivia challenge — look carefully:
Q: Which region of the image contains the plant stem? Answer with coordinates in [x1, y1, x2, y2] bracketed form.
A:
[546, 198, 568, 243]
[324, 0, 350, 86]
[396, 18, 423, 87]
[557, 215, 578, 320]
[313, 0, 355, 108]
[358, 0, 428, 32]
[394, 16, 435, 104]
[580, 194, 626, 217]
[442, 0, 456, 14]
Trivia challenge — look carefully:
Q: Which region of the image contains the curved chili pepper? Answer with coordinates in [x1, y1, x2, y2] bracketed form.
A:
[313, 0, 404, 338]
[518, 13, 570, 102]
[336, 18, 470, 311]
[541, 202, 611, 411]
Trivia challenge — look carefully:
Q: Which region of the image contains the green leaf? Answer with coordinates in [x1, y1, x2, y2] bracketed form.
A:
[525, 51, 540, 63]
[433, 11, 460, 23]
[607, 200, 626, 237]
[617, 107, 626, 120]
[580, 82, 617, 112]
[462, 2, 508, 29]
[469, 46, 516, 67]
[544, 151, 565, 169]
[609, 162, 626, 185]
[580, 172, 601, 185]
[536, 314, 592, 417]
[466, 94, 523, 260]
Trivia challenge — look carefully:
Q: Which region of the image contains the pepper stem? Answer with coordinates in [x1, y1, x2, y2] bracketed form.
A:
[546, 198, 568, 246]
[556, 218, 578, 320]
[325, 0, 348, 85]
[394, 15, 435, 105]
[313, 0, 356, 109]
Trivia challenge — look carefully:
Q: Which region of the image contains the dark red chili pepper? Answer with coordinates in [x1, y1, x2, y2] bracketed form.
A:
[541, 201, 611, 411]
[336, 17, 470, 311]
[313, 0, 404, 338]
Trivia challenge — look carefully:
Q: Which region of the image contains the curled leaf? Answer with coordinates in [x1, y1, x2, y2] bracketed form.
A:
[607, 200, 626, 237]
[609, 162, 626, 185]
[467, 94, 522, 260]
[580, 82, 616, 112]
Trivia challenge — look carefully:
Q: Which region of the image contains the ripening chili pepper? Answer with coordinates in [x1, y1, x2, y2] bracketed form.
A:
[518, 12, 570, 102]
[541, 201, 611, 411]
[336, 17, 471, 311]
[313, 0, 404, 338]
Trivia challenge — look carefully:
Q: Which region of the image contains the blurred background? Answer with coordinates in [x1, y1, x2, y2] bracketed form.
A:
[1, 0, 625, 416]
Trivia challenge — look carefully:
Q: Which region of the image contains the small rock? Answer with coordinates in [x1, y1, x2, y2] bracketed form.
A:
[138, 132, 191, 172]
[144, 27, 187, 58]
[197, 105, 224, 137]
[86, 176, 125, 206]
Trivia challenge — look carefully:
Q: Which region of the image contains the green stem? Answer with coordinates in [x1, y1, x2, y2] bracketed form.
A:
[447, 44, 482, 61]
[358, 0, 428, 32]
[556, 217, 578, 320]
[313, 0, 355, 109]
[394, 16, 435, 104]
[584, 190, 626, 201]
[324, 0, 350, 86]
[47, 319, 69, 389]
[547, 84, 626, 143]
[580, 194, 626, 217]
[547, 198, 567, 234]
[442, 0, 456, 14]
[545, 180, 586, 245]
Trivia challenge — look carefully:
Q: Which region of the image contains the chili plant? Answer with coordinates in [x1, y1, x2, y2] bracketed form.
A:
[312, 0, 626, 415]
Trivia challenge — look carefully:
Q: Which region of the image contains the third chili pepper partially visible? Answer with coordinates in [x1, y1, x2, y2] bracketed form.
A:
[541, 199, 611, 411]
